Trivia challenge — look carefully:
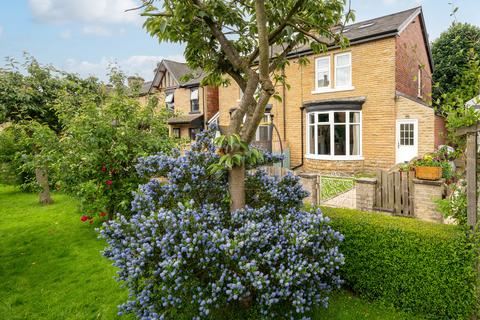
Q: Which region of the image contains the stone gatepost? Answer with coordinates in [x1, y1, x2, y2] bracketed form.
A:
[412, 179, 445, 222]
[355, 177, 377, 211]
[298, 173, 318, 206]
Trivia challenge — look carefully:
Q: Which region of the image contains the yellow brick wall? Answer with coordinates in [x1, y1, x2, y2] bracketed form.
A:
[217, 37, 412, 174]
[395, 95, 435, 157]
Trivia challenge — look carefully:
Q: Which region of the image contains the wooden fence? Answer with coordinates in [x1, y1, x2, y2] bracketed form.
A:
[374, 169, 414, 216]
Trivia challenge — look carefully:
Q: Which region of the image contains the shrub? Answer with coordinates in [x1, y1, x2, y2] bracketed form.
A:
[322, 207, 477, 319]
[100, 128, 344, 319]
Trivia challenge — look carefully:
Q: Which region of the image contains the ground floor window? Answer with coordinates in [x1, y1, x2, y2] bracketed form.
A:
[172, 127, 180, 138]
[255, 113, 272, 141]
[306, 110, 362, 159]
[189, 128, 200, 140]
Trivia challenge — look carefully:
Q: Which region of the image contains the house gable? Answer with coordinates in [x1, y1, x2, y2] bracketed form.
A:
[395, 9, 433, 103]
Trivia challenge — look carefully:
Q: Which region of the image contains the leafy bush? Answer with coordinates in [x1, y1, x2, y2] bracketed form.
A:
[437, 180, 467, 225]
[55, 69, 175, 221]
[100, 128, 344, 319]
[322, 207, 477, 319]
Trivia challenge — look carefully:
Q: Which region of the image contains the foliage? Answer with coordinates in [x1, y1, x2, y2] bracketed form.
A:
[432, 23, 480, 104]
[55, 68, 175, 221]
[0, 121, 59, 191]
[436, 180, 467, 225]
[0, 185, 128, 319]
[410, 146, 455, 180]
[322, 207, 478, 319]
[100, 128, 344, 319]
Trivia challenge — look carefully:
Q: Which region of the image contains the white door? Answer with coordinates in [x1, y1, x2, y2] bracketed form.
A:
[396, 119, 418, 163]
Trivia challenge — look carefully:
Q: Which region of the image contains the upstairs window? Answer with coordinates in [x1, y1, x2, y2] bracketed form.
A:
[335, 53, 352, 88]
[190, 88, 199, 112]
[315, 56, 330, 90]
[165, 91, 174, 110]
[417, 67, 423, 98]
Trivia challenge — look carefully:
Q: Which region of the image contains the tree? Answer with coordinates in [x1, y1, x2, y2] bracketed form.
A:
[141, 0, 352, 211]
[432, 23, 480, 104]
[55, 68, 175, 221]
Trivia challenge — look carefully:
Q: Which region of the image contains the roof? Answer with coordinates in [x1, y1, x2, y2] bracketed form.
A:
[151, 59, 206, 91]
[167, 113, 204, 126]
[302, 96, 367, 111]
[287, 7, 433, 70]
[139, 81, 153, 96]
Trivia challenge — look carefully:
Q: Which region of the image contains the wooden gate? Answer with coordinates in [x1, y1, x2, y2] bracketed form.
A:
[374, 169, 414, 216]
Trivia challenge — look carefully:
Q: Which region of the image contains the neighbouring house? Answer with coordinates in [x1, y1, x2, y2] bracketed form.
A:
[140, 59, 219, 139]
[217, 6, 446, 174]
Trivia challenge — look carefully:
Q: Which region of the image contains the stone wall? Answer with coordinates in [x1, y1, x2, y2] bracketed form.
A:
[412, 178, 445, 222]
[355, 176, 445, 223]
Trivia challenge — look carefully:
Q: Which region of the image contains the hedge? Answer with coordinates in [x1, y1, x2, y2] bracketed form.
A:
[322, 207, 478, 319]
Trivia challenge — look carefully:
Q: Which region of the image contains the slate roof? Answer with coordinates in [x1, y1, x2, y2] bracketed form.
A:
[167, 113, 204, 126]
[288, 7, 433, 69]
[163, 60, 205, 87]
[139, 81, 153, 95]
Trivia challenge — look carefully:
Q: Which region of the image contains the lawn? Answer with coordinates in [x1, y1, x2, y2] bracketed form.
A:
[0, 185, 419, 319]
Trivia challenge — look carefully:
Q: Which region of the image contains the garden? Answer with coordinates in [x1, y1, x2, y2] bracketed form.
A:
[1, 1, 480, 320]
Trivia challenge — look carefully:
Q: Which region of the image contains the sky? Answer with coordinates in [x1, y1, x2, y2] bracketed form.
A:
[0, 0, 479, 82]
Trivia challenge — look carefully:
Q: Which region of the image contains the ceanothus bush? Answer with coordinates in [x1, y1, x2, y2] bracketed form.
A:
[100, 127, 344, 319]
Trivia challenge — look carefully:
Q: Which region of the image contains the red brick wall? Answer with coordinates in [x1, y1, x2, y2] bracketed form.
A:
[205, 86, 219, 121]
[434, 115, 447, 147]
[396, 16, 432, 103]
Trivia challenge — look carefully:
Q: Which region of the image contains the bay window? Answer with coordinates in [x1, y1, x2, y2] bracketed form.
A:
[306, 110, 362, 159]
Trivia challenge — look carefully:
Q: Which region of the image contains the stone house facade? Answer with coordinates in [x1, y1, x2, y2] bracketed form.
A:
[217, 7, 446, 174]
[139, 60, 219, 140]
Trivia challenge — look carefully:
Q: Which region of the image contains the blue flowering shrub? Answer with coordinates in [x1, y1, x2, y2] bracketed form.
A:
[100, 128, 344, 319]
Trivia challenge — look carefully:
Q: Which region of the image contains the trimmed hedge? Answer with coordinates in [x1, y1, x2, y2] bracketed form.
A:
[322, 207, 477, 319]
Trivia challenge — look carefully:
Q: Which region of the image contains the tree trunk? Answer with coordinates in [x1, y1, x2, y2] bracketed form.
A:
[229, 165, 245, 212]
[35, 167, 53, 205]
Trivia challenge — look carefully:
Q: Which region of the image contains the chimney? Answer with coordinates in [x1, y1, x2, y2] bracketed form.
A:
[127, 76, 145, 88]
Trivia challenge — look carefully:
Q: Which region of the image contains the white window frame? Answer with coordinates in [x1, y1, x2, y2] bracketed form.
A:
[255, 113, 272, 141]
[334, 52, 352, 89]
[306, 110, 363, 160]
[314, 56, 331, 92]
[417, 67, 422, 98]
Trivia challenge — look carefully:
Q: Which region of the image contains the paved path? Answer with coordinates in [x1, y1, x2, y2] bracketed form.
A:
[323, 187, 356, 209]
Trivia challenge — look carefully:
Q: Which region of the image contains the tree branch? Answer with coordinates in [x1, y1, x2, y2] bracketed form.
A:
[248, 0, 306, 65]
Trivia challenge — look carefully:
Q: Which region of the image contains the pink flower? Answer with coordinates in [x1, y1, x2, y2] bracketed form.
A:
[105, 180, 113, 185]
[80, 215, 88, 222]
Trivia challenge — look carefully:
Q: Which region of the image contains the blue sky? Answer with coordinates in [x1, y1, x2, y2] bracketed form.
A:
[0, 0, 478, 81]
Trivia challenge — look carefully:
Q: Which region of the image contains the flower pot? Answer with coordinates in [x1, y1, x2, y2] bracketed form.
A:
[415, 166, 442, 181]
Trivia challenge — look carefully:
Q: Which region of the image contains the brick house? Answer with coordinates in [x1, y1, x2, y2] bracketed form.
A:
[140, 59, 219, 139]
[217, 7, 446, 174]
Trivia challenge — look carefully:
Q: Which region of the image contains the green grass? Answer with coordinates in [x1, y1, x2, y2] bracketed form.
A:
[0, 185, 421, 319]
[320, 176, 355, 200]
[0, 185, 128, 319]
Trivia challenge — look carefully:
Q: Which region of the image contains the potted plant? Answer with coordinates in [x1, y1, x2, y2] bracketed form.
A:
[413, 154, 443, 180]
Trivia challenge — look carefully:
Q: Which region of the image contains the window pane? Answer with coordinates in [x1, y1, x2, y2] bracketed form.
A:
[309, 113, 315, 124]
[349, 112, 360, 123]
[334, 125, 346, 155]
[257, 125, 270, 141]
[317, 125, 331, 155]
[336, 66, 351, 87]
[316, 57, 329, 70]
[309, 125, 315, 154]
[334, 112, 346, 123]
[318, 113, 329, 123]
[350, 124, 361, 155]
[336, 54, 350, 67]
[317, 72, 330, 88]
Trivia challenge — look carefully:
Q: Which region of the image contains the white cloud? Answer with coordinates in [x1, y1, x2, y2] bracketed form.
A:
[28, 0, 142, 25]
[60, 29, 71, 39]
[62, 55, 185, 82]
[82, 25, 111, 37]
